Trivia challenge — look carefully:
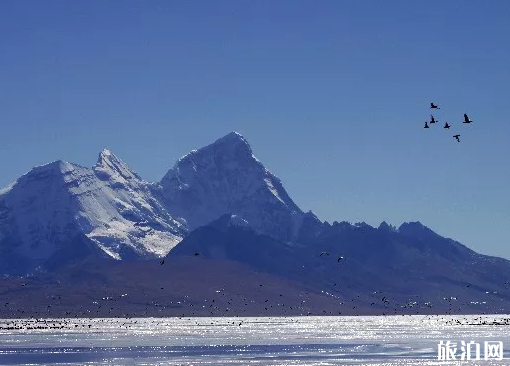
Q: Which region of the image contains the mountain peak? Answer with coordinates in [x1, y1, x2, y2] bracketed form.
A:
[8, 160, 81, 190]
[28, 160, 67, 173]
[158, 132, 304, 241]
[214, 131, 252, 154]
[398, 221, 436, 239]
[398, 221, 426, 231]
[97, 148, 116, 161]
[177, 131, 252, 166]
[378, 221, 397, 232]
[214, 131, 250, 148]
[94, 149, 140, 181]
[97, 149, 122, 168]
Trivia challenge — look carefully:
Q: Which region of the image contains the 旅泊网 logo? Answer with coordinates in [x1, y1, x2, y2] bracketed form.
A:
[438, 340, 503, 360]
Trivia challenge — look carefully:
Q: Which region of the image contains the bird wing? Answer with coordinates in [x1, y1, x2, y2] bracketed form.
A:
[464, 114, 469, 122]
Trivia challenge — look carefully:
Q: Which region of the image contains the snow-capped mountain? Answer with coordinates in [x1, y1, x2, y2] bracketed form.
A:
[0, 132, 320, 274]
[156, 132, 316, 242]
[0, 150, 185, 273]
[4, 132, 510, 317]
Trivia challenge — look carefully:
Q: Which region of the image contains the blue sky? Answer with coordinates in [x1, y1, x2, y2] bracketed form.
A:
[1, 1, 510, 258]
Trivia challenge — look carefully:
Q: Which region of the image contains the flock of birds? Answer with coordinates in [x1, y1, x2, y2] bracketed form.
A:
[2, 253, 510, 332]
[424, 103, 473, 142]
[3, 314, 510, 334]
[320, 251, 345, 262]
[1, 283, 509, 332]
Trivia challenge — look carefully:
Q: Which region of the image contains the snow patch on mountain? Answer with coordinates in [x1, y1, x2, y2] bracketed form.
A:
[230, 214, 250, 227]
[0, 182, 14, 196]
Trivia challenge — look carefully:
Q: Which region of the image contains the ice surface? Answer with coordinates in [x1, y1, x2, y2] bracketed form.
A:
[0, 315, 509, 365]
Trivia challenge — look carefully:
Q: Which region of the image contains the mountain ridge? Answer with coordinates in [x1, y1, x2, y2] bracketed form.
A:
[2, 131, 510, 316]
[0, 131, 505, 278]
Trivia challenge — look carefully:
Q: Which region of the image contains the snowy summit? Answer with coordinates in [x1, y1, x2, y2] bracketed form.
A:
[157, 131, 308, 242]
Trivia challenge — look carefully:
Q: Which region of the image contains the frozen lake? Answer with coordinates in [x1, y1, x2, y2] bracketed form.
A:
[0, 315, 509, 365]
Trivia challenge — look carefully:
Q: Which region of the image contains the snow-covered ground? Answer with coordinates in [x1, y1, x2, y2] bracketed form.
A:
[0, 315, 509, 365]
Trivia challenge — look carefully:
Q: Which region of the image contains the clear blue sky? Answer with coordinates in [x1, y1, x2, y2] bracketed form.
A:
[1, 1, 510, 258]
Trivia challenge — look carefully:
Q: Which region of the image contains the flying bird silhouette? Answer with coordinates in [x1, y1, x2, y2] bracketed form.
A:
[424, 122, 429, 129]
[320, 251, 330, 257]
[429, 115, 437, 124]
[430, 103, 440, 109]
[453, 134, 460, 142]
[463, 113, 473, 123]
[443, 122, 450, 129]
[160, 259, 165, 265]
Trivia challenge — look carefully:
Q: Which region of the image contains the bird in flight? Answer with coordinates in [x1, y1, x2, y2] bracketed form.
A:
[430, 103, 440, 109]
[337, 256, 345, 262]
[424, 122, 430, 129]
[443, 122, 450, 129]
[463, 113, 473, 124]
[194, 252, 200, 257]
[453, 134, 460, 142]
[160, 259, 165, 265]
[429, 115, 437, 124]
[320, 251, 330, 257]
